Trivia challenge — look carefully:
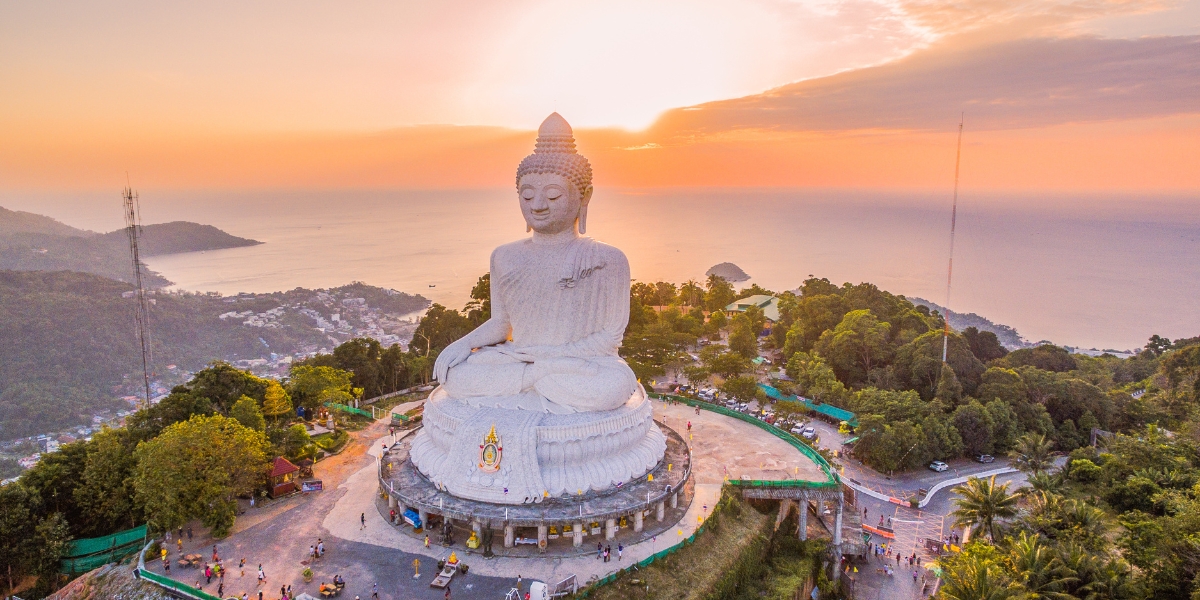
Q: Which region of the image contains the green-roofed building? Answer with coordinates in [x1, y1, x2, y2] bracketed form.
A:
[724, 295, 781, 323]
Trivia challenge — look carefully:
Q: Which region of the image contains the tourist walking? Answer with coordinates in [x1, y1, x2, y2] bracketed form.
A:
[618, 544, 623, 560]
[361, 512, 367, 529]
[257, 564, 266, 585]
[596, 542, 602, 559]
[187, 525, 193, 540]
[372, 582, 379, 599]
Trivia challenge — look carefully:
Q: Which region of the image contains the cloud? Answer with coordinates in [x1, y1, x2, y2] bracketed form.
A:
[650, 34, 1200, 134]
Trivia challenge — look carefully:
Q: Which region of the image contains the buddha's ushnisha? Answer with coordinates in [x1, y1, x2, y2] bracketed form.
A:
[432, 113, 638, 414]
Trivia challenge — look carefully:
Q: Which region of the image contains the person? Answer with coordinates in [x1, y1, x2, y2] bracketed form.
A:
[361, 512, 366, 529]
[596, 542, 602, 559]
[258, 564, 265, 585]
[217, 582, 224, 597]
[887, 515, 892, 526]
[205, 566, 212, 584]
[390, 508, 396, 523]
[310, 545, 317, 559]
[605, 545, 611, 562]
[425, 535, 430, 548]
[618, 543, 623, 560]
[372, 582, 380, 599]
[163, 556, 170, 573]
[686, 420, 691, 432]
[517, 574, 522, 591]
[445, 584, 451, 599]
[161, 547, 168, 562]
[258, 592, 263, 600]
[281, 585, 286, 598]
[176, 537, 183, 552]
[318, 540, 325, 557]
[212, 545, 219, 562]
[240, 557, 246, 576]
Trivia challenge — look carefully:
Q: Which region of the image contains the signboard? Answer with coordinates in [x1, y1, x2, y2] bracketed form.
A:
[301, 480, 324, 493]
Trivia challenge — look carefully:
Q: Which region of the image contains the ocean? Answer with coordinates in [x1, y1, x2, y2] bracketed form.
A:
[5, 188, 1198, 351]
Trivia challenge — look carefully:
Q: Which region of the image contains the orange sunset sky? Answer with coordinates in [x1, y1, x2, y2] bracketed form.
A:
[2, 0, 1198, 193]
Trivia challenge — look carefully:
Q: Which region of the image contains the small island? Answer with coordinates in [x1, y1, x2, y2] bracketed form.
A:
[706, 262, 750, 282]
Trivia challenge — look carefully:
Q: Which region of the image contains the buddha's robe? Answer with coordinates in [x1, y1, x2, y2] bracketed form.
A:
[442, 235, 638, 413]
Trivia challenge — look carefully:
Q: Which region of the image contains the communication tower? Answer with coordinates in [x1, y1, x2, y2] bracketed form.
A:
[123, 183, 154, 409]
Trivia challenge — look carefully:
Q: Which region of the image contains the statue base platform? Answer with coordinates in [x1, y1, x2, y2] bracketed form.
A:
[379, 423, 692, 555]
[410, 385, 666, 503]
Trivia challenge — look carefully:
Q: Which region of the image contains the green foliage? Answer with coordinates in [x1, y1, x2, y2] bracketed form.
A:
[1000, 344, 1078, 373]
[700, 346, 751, 379]
[727, 313, 758, 359]
[719, 375, 763, 402]
[1069, 458, 1102, 482]
[963, 326, 1009, 362]
[73, 427, 142, 536]
[464, 272, 491, 323]
[230, 395, 266, 431]
[261, 381, 293, 420]
[134, 414, 270, 537]
[785, 352, 847, 405]
[813, 309, 891, 385]
[703, 274, 736, 312]
[953, 399, 995, 456]
[952, 475, 1020, 542]
[272, 424, 315, 460]
[185, 361, 269, 413]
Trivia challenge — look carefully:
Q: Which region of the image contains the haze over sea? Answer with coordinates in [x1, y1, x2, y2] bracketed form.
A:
[9, 189, 1199, 352]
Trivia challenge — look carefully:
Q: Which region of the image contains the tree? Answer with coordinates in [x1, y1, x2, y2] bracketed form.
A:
[786, 352, 847, 405]
[813, 309, 892, 385]
[964, 326, 1009, 363]
[464, 272, 491, 324]
[678, 280, 704, 307]
[1001, 345, 1077, 373]
[230, 395, 266, 431]
[134, 414, 270, 537]
[287, 365, 353, 411]
[1144, 334, 1173, 357]
[274, 424, 314, 460]
[1011, 433, 1054, 477]
[125, 389, 215, 443]
[409, 303, 473, 357]
[703, 274, 736, 312]
[0, 482, 36, 595]
[73, 428, 142, 536]
[952, 475, 1020, 542]
[700, 346, 751, 379]
[1006, 532, 1076, 599]
[728, 314, 758, 359]
[30, 512, 70, 596]
[936, 366, 965, 405]
[261, 381, 294, 420]
[186, 362, 270, 413]
[719, 375, 762, 402]
[953, 400, 996, 457]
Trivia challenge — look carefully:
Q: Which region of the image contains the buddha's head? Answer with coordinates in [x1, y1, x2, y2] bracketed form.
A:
[516, 113, 593, 235]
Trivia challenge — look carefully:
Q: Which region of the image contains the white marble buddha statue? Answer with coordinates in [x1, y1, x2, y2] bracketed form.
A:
[411, 114, 665, 504]
[432, 112, 638, 415]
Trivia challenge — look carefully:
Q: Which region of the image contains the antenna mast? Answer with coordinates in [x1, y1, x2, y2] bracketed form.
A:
[941, 115, 964, 364]
[123, 182, 153, 409]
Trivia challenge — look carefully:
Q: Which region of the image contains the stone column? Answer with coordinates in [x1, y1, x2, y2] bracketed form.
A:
[799, 497, 808, 541]
[418, 508, 428, 529]
[504, 524, 515, 548]
[605, 518, 617, 540]
[388, 495, 396, 509]
[537, 525, 548, 553]
[472, 520, 482, 537]
[655, 501, 665, 522]
[633, 511, 644, 533]
[670, 493, 678, 509]
[573, 522, 584, 547]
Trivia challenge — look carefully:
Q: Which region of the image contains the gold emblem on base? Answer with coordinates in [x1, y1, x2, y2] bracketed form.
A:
[478, 424, 503, 472]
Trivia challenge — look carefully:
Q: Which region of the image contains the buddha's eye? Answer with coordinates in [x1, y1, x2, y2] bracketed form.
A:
[546, 188, 562, 200]
[522, 188, 535, 200]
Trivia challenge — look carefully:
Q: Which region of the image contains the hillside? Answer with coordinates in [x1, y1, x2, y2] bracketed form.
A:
[909, 296, 1028, 349]
[0, 207, 263, 287]
[0, 270, 429, 440]
[98, 221, 261, 256]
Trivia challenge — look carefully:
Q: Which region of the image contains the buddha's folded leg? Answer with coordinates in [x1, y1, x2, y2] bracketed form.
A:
[442, 351, 527, 399]
[533, 357, 638, 413]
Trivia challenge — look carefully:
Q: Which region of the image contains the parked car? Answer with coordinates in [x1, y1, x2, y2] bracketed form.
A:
[790, 425, 806, 435]
[929, 461, 950, 472]
[801, 427, 817, 440]
[974, 454, 995, 464]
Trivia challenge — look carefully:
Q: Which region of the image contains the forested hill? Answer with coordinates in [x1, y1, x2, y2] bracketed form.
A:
[909, 296, 1028, 349]
[0, 207, 262, 287]
[0, 270, 428, 440]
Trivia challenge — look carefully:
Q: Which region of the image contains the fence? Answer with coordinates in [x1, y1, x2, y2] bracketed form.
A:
[757, 384, 858, 426]
[60, 524, 147, 575]
[134, 541, 222, 600]
[649, 392, 841, 489]
[324, 401, 373, 418]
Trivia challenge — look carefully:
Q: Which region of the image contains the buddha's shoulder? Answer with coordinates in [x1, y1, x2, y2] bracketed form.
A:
[491, 238, 628, 267]
[588, 240, 629, 268]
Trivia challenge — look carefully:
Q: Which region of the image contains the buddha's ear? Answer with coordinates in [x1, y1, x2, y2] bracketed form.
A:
[578, 186, 593, 234]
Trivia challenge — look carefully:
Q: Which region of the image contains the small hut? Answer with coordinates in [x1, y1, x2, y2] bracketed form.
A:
[268, 456, 299, 498]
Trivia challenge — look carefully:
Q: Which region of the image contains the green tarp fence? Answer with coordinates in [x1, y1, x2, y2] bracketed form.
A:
[138, 567, 222, 600]
[61, 524, 147, 574]
[324, 401, 373, 418]
[648, 393, 840, 489]
[757, 384, 859, 427]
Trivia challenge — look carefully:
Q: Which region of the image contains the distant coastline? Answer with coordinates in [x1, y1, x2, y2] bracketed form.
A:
[0, 207, 263, 287]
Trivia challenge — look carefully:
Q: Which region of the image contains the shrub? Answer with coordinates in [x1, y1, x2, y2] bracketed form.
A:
[1070, 459, 1102, 483]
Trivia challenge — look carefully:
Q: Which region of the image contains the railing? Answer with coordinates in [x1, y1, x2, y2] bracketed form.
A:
[648, 393, 840, 489]
[324, 401, 373, 418]
[134, 541, 222, 600]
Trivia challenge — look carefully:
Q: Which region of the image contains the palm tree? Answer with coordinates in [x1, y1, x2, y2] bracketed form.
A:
[939, 556, 1021, 600]
[952, 475, 1020, 542]
[1011, 433, 1054, 477]
[1024, 472, 1063, 496]
[1007, 531, 1077, 599]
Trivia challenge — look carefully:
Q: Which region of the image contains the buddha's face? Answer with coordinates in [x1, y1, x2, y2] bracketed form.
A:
[518, 172, 582, 235]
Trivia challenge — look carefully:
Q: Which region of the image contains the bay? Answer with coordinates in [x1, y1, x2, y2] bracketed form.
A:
[6, 188, 1198, 351]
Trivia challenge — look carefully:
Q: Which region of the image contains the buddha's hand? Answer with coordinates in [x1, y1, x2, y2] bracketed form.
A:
[433, 338, 473, 383]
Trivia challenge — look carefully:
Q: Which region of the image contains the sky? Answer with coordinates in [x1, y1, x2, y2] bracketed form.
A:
[1, 0, 1199, 191]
